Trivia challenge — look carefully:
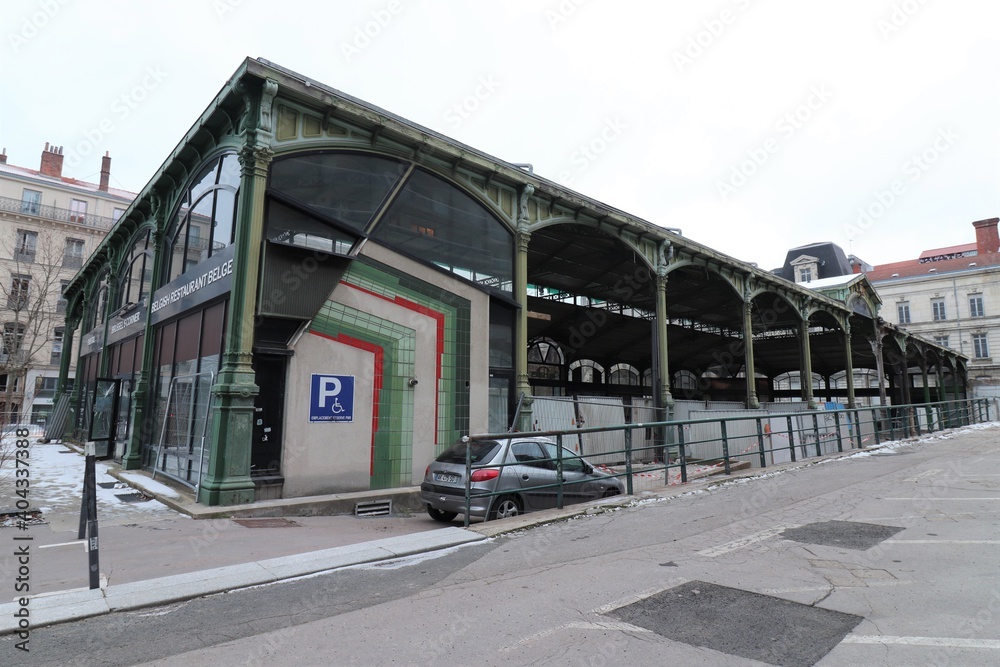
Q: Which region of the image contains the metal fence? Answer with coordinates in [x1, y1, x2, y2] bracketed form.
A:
[453, 398, 991, 527]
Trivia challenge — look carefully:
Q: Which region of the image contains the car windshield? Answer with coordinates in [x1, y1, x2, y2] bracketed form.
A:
[435, 440, 501, 464]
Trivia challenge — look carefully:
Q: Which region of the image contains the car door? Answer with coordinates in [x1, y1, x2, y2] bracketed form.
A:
[508, 440, 560, 510]
[538, 441, 604, 506]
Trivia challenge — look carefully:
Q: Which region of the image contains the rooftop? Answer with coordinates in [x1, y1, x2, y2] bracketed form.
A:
[0, 156, 135, 201]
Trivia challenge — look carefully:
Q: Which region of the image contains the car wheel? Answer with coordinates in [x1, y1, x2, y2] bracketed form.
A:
[427, 506, 458, 523]
[602, 488, 620, 497]
[489, 495, 522, 520]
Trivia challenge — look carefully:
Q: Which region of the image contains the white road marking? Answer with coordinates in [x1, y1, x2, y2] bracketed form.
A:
[884, 498, 1000, 501]
[696, 526, 789, 557]
[499, 621, 653, 652]
[843, 635, 1000, 649]
[903, 470, 941, 482]
[38, 540, 87, 551]
[884, 540, 1000, 545]
[592, 584, 686, 615]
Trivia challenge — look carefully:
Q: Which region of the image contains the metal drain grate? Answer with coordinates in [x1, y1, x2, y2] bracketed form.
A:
[355, 500, 392, 517]
[115, 492, 150, 504]
[608, 581, 862, 667]
[98, 482, 119, 489]
[232, 518, 301, 528]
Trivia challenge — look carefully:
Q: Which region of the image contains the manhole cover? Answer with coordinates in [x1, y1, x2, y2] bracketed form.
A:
[782, 520, 903, 551]
[233, 518, 301, 528]
[608, 581, 862, 667]
[115, 492, 150, 504]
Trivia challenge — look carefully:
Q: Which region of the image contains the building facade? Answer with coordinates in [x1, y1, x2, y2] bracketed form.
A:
[59, 59, 964, 507]
[867, 218, 1000, 399]
[0, 145, 133, 426]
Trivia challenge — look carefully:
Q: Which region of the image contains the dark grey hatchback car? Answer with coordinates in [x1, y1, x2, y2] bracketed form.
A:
[419, 436, 625, 522]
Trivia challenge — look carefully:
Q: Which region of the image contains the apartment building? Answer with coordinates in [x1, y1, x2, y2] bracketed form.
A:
[0, 143, 134, 425]
[867, 218, 1000, 399]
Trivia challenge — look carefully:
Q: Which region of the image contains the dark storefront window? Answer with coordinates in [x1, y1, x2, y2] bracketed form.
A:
[146, 301, 227, 487]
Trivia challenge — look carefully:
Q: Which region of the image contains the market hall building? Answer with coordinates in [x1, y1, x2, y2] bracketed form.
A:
[56, 58, 967, 506]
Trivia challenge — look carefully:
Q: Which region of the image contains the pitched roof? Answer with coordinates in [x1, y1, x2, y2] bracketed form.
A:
[866, 252, 1000, 281]
[0, 161, 135, 201]
[918, 243, 976, 260]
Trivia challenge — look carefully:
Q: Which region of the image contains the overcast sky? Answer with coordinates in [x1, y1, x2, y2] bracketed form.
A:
[3, 0, 997, 270]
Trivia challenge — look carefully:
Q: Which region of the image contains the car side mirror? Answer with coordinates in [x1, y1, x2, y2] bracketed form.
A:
[583, 462, 594, 475]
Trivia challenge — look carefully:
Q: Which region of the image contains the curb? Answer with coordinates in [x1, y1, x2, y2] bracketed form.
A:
[0, 527, 484, 635]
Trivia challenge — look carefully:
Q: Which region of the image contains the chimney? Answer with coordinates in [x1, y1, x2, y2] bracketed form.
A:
[973, 217, 1000, 255]
[40, 142, 64, 178]
[0, 148, 6, 164]
[99, 151, 111, 192]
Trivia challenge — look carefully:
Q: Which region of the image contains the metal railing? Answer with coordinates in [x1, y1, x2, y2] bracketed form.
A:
[454, 398, 991, 527]
[0, 195, 119, 230]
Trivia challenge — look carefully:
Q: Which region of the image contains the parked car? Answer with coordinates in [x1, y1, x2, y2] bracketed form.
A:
[420, 436, 625, 522]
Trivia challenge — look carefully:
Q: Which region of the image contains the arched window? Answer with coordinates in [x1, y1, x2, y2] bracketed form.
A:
[568, 359, 604, 384]
[165, 153, 240, 283]
[608, 363, 640, 385]
[117, 229, 153, 309]
[673, 370, 698, 392]
[528, 338, 564, 380]
[84, 272, 110, 332]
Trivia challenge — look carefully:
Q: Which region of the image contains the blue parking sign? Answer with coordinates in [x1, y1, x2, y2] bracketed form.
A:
[310, 374, 355, 422]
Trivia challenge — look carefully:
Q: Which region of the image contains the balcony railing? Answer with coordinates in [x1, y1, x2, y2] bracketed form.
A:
[0, 195, 118, 230]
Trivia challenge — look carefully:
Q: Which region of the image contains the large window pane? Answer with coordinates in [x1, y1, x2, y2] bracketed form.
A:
[373, 169, 512, 292]
[266, 200, 357, 254]
[269, 152, 404, 231]
[164, 154, 239, 286]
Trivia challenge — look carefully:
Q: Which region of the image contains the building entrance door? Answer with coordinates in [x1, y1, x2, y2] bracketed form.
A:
[251, 354, 286, 475]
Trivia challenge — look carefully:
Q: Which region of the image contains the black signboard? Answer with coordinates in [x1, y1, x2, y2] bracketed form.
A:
[149, 244, 236, 325]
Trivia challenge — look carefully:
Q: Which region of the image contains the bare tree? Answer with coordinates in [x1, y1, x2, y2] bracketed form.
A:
[0, 230, 68, 430]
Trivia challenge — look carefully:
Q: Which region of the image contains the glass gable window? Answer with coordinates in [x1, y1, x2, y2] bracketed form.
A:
[269, 152, 404, 231]
[165, 153, 240, 284]
[267, 152, 513, 294]
[373, 169, 513, 292]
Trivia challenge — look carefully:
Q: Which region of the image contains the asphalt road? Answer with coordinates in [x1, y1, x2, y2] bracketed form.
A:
[5, 425, 999, 666]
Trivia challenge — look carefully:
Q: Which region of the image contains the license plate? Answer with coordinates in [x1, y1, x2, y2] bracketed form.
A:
[435, 472, 460, 483]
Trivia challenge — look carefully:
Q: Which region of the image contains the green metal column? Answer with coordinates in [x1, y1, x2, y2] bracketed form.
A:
[655, 267, 674, 413]
[513, 185, 534, 432]
[123, 226, 166, 470]
[54, 312, 78, 440]
[842, 320, 856, 408]
[921, 361, 931, 403]
[799, 317, 817, 409]
[68, 294, 88, 439]
[742, 293, 759, 409]
[198, 79, 276, 505]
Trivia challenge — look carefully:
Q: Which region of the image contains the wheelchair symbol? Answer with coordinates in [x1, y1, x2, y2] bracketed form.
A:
[331, 398, 345, 415]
